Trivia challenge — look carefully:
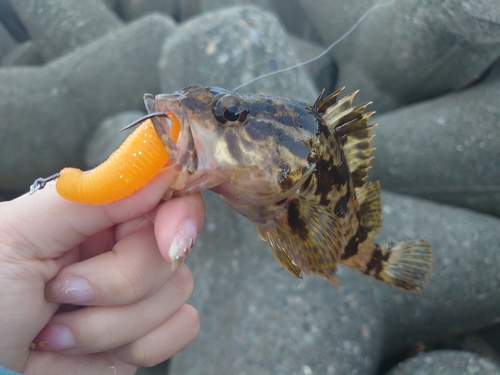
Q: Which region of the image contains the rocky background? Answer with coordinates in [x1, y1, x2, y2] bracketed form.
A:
[1, 0, 499, 374]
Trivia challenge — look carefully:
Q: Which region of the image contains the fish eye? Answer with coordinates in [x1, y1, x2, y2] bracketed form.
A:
[213, 95, 250, 125]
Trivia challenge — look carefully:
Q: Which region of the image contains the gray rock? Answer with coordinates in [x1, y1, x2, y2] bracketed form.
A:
[385, 350, 500, 375]
[375, 193, 500, 356]
[479, 325, 500, 357]
[84, 111, 145, 169]
[0, 14, 176, 192]
[200, 0, 272, 12]
[297, 0, 377, 62]
[0, 21, 17, 61]
[0, 0, 28, 43]
[179, 0, 200, 21]
[1, 40, 43, 66]
[336, 0, 500, 112]
[271, 0, 325, 44]
[101, 0, 118, 10]
[159, 6, 318, 104]
[117, 0, 177, 21]
[170, 191, 500, 374]
[170, 191, 383, 375]
[369, 73, 500, 217]
[487, 57, 500, 81]
[443, 334, 500, 364]
[0, 66, 87, 191]
[9, 0, 123, 62]
[288, 35, 337, 96]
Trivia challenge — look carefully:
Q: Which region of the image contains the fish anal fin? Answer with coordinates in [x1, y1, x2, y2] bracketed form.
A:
[355, 181, 382, 237]
[371, 240, 432, 293]
[256, 226, 302, 279]
[270, 196, 345, 286]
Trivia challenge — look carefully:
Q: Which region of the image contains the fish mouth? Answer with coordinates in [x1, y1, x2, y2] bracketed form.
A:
[143, 93, 196, 172]
[142, 92, 233, 197]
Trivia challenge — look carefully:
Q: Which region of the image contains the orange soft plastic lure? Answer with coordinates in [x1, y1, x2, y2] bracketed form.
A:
[28, 118, 171, 204]
[56, 119, 169, 204]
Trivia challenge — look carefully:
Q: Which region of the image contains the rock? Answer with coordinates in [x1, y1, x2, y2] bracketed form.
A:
[100, 0, 118, 11]
[369, 73, 500, 217]
[200, 0, 272, 12]
[271, 0, 324, 44]
[0, 0, 29, 42]
[170, 191, 500, 374]
[0, 21, 17, 61]
[385, 350, 500, 375]
[9, 0, 123, 61]
[297, 0, 377, 63]
[117, 0, 177, 21]
[487, 57, 500, 81]
[170, 190, 383, 375]
[159, 6, 317, 104]
[288, 35, 337, 96]
[375, 193, 500, 356]
[1, 40, 43, 66]
[0, 67, 86, 192]
[336, 0, 500, 112]
[442, 334, 500, 364]
[179, 0, 200, 21]
[84, 111, 145, 168]
[171, 193, 500, 374]
[0, 14, 176, 192]
[479, 324, 500, 357]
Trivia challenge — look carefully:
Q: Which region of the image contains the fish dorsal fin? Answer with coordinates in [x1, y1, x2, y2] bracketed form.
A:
[261, 196, 345, 285]
[315, 89, 376, 187]
[355, 181, 382, 237]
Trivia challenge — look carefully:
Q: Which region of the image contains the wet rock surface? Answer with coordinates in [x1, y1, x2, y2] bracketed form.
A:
[159, 6, 317, 103]
[0, 13, 176, 191]
[10, 0, 123, 61]
[84, 110, 145, 169]
[369, 73, 500, 217]
[0, 21, 16, 60]
[1, 40, 42, 66]
[385, 350, 500, 375]
[344, 0, 500, 112]
[170, 191, 500, 374]
[1, 1, 500, 374]
[170, 190, 384, 375]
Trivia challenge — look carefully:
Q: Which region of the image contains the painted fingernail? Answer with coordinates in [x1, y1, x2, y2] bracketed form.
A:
[168, 218, 198, 269]
[31, 324, 76, 351]
[45, 276, 95, 304]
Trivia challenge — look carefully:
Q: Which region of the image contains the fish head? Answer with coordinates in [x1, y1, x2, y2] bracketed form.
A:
[144, 85, 317, 206]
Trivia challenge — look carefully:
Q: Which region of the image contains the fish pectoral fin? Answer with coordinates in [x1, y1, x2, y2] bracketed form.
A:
[271, 196, 345, 286]
[355, 181, 382, 237]
[257, 226, 303, 279]
[373, 240, 432, 293]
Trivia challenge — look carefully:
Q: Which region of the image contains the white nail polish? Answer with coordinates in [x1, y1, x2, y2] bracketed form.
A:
[169, 218, 198, 267]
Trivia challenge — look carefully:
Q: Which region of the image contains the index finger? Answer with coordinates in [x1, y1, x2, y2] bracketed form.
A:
[0, 168, 177, 260]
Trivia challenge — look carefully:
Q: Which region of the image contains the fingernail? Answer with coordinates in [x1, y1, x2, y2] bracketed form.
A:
[31, 324, 76, 351]
[45, 275, 95, 304]
[168, 218, 197, 269]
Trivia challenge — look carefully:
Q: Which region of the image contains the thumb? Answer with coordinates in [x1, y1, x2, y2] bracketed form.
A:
[0, 168, 177, 261]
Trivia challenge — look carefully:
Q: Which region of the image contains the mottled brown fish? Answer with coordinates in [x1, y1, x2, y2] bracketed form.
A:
[148, 86, 433, 292]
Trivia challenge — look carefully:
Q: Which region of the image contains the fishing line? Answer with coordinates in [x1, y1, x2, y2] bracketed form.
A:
[233, 0, 397, 91]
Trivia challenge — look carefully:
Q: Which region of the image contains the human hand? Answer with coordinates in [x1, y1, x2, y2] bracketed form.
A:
[0, 169, 205, 374]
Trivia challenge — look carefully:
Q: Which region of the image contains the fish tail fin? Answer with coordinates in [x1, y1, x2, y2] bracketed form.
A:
[341, 237, 432, 292]
[371, 240, 432, 293]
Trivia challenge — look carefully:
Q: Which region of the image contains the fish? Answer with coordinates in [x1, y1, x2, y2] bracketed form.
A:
[142, 85, 432, 293]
